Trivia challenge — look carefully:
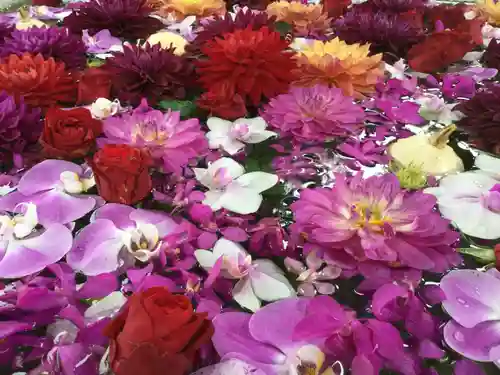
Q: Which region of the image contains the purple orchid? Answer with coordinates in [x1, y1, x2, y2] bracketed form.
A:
[337, 139, 389, 167]
[66, 203, 178, 276]
[461, 67, 498, 82]
[0, 160, 99, 226]
[426, 74, 476, 100]
[374, 99, 425, 126]
[82, 29, 122, 54]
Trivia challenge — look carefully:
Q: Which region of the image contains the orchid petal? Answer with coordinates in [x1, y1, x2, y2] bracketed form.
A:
[84, 291, 127, 323]
[235, 172, 279, 193]
[213, 238, 249, 262]
[220, 185, 263, 214]
[250, 260, 295, 302]
[194, 249, 218, 269]
[190, 359, 266, 375]
[207, 117, 232, 133]
[233, 277, 261, 312]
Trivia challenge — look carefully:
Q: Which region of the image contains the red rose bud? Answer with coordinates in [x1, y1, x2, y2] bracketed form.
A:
[104, 287, 214, 375]
[77, 67, 112, 105]
[41, 107, 102, 160]
[89, 144, 153, 205]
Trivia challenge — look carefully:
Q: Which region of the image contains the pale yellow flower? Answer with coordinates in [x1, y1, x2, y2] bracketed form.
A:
[477, 0, 500, 25]
[149, 0, 226, 20]
[146, 31, 188, 55]
[266, 1, 331, 36]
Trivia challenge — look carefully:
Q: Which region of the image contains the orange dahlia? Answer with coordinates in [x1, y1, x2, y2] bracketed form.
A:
[150, 0, 226, 20]
[197, 27, 297, 106]
[293, 37, 383, 99]
[266, 1, 332, 37]
[0, 53, 76, 109]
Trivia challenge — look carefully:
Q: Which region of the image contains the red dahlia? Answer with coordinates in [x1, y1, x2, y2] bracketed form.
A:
[197, 27, 297, 106]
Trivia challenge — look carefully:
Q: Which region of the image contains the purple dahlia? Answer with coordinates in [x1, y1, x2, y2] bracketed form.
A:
[0, 18, 13, 43]
[98, 98, 208, 174]
[0, 27, 87, 70]
[0, 91, 42, 169]
[261, 85, 365, 143]
[290, 173, 460, 275]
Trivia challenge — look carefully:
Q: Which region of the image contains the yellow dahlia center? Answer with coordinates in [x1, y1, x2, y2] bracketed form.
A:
[352, 202, 391, 231]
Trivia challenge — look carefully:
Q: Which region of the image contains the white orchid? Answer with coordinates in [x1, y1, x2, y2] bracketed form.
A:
[90, 98, 122, 119]
[194, 158, 278, 214]
[206, 117, 277, 155]
[416, 94, 463, 125]
[385, 59, 408, 80]
[425, 153, 500, 239]
[195, 238, 295, 312]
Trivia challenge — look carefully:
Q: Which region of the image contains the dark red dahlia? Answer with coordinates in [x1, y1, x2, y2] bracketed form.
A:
[483, 39, 500, 71]
[370, 0, 427, 12]
[457, 86, 500, 155]
[104, 43, 196, 105]
[0, 19, 13, 43]
[225, 0, 271, 10]
[424, 4, 471, 30]
[197, 27, 297, 106]
[63, 0, 163, 40]
[0, 27, 87, 70]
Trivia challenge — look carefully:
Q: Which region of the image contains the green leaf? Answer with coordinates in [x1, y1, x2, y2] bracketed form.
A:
[274, 21, 293, 37]
[158, 100, 197, 118]
[458, 247, 496, 264]
[87, 58, 106, 68]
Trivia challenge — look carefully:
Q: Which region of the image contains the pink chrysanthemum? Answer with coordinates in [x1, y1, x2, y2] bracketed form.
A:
[98, 99, 208, 174]
[261, 85, 365, 143]
[291, 173, 460, 276]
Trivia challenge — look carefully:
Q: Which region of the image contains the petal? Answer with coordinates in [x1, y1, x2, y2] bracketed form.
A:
[425, 171, 496, 199]
[84, 291, 127, 323]
[250, 260, 295, 302]
[235, 117, 267, 132]
[207, 158, 246, 180]
[221, 139, 246, 155]
[244, 130, 277, 144]
[92, 203, 135, 229]
[203, 190, 225, 211]
[190, 359, 266, 375]
[233, 277, 261, 312]
[454, 360, 486, 375]
[0, 321, 32, 339]
[77, 273, 119, 299]
[18, 159, 82, 195]
[441, 270, 500, 328]
[194, 249, 218, 269]
[220, 185, 263, 215]
[130, 209, 177, 237]
[235, 172, 279, 193]
[475, 152, 500, 176]
[0, 224, 73, 279]
[207, 117, 232, 133]
[213, 238, 249, 261]
[221, 227, 248, 242]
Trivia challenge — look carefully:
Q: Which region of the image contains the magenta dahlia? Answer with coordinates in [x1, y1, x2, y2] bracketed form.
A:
[291, 173, 460, 275]
[261, 85, 365, 143]
[63, 0, 163, 40]
[104, 43, 196, 105]
[0, 27, 87, 70]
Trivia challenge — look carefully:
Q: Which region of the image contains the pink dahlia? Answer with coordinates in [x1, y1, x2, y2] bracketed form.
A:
[261, 85, 365, 143]
[291, 173, 460, 276]
[98, 98, 208, 174]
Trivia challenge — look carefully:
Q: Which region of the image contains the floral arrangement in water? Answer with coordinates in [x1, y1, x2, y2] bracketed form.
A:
[0, 0, 500, 374]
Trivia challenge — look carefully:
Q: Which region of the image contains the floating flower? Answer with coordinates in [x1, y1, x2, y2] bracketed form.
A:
[149, 0, 226, 19]
[194, 157, 278, 214]
[146, 31, 188, 55]
[384, 59, 409, 80]
[0, 53, 76, 109]
[483, 38, 500, 70]
[416, 94, 463, 125]
[0, 159, 98, 225]
[63, 0, 164, 40]
[90, 97, 123, 119]
[104, 43, 195, 105]
[82, 29, 122, 54]
[0, 26, 87, 70]
[206, 116, 276, 155]
[197, 27, 297, 106]
[370, 0, 427, 11]
[294, 38, 384, 98]
[262, 85, 365, 143]
[0, 18, 13, 42]
[67, 204, 177, 275]
[291, 173, 460, 275]
[195, 238, 295, 311]
[477, 0, 500, 26]
[425, 152, 500, 239]
[100, 99, 207, 174]
[0, 203, 73, 278]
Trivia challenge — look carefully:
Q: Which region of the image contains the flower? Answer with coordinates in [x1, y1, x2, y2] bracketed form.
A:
[0, 26, 87, 70]
[323, 0, 350, 18]
[291, 173, 460, 275]
[266, 1, 332, 37]
[424, 4, 470, 30]
[338, 139, 389, 166]
[262, 85, 365, 143]
[415, 94, 462, 125]
[0, 53, 76, 109]
[104, 43, 195, 105]
[90, 97, 123, 119]
[195, 238, 295, 311]
[194, 157, 278, 214]
[0, 91, 42, 167]
[385, 59, 408, 79]
[293, 38, 384, 99]
[456, 85, 500, 154]
[78, 67, 113, 105]
[196, 83, 248, 120]
[103, 287, 213, 375]
[0, 18, 13, 42]
[285, 252, 340, 296]
[40, 107, 103, 159]
[206, 116, 276, 155]
[67, 203, 177, 275]
[370, 0, 426, 11]
[0, 159, 98, 225]
[150, 0, 226, 19]
[197, 27, 297, 106]
[89, 144, 153, 205]
[146, 31, 188, 55]
[83, 29, 122, 54]
[425, 152, 500, 239]
[0, 203, 73, 278]
[62, 0, 164, 40]
[483, 38, 500, 70]
[99, 99, 208, 174]
[477, 0, 500, 26]
[440, 269, 500, 362]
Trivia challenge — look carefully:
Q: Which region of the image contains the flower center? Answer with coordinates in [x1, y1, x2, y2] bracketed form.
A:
[288, 345, 326, 375]
[212, 167, 234, 189]
[0, 203, 39, 242]
[222, 254, 253, 278]
[60, 171, 95, 194]
[122, 223, 160, 262]
[133, 121, 170, 143]
[229, 123, 250, 140]
[351, 202, 390, 231]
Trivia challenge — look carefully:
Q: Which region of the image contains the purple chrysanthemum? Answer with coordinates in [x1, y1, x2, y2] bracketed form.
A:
[0, 27, 87, 70]
[291, 173, 460, 276]
[98, 99, 208, 174]
[261, 85, 365, 143]
[370, 0, 427, 11]
[0, 91, 42, 169]
[334, 9, 424, 56]
[0, 18, 13, 43]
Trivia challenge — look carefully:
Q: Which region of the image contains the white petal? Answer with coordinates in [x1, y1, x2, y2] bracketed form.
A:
[206, 131, 226, 149]
[194, 249, 218, 269]
[232, 277, 261, 312]
[234, 117, 267, 132]
[206, 117, 232, 133]
[221, 139, 246, 155]
[135, 222, 159, 247]
[236, 172, 279, 193]
[84, 291, 127, 322]
[476, 152, 500, 176]
[190, 359, 266, 375]
[193, 168, 211, 188]
[207, 158, 245, 180]
[250, 259, 296, 302]
[203, 190, 225, 211]
[244, 130, 277, 144]
[220, 185, 263, 214]
[212, 238, 249, 261]
[425, 171, 496, 198]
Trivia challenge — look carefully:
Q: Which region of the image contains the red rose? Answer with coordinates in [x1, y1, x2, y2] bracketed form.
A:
[77, 67, 112, 105]
[197, 84, 248, 120]
[424, 4, 472, 30]
[323, 0, 350, 19]
[89, 144, 153, 204]
[104, 287, 214, 375]
[40, 107, 102, 159]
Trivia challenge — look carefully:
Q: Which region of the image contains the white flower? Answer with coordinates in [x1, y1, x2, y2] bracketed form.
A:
[194, 238, 295, 312]
[194, 157, 278, 214]
[416, 95, 463, 125]
[84, 291, 127, 323]
[206, 117, 277, 155]
[425, 153, 500, 239]
[384, 59, 408, 80]
[90, 98, 122, 119]
[482, 24, 500, 46]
